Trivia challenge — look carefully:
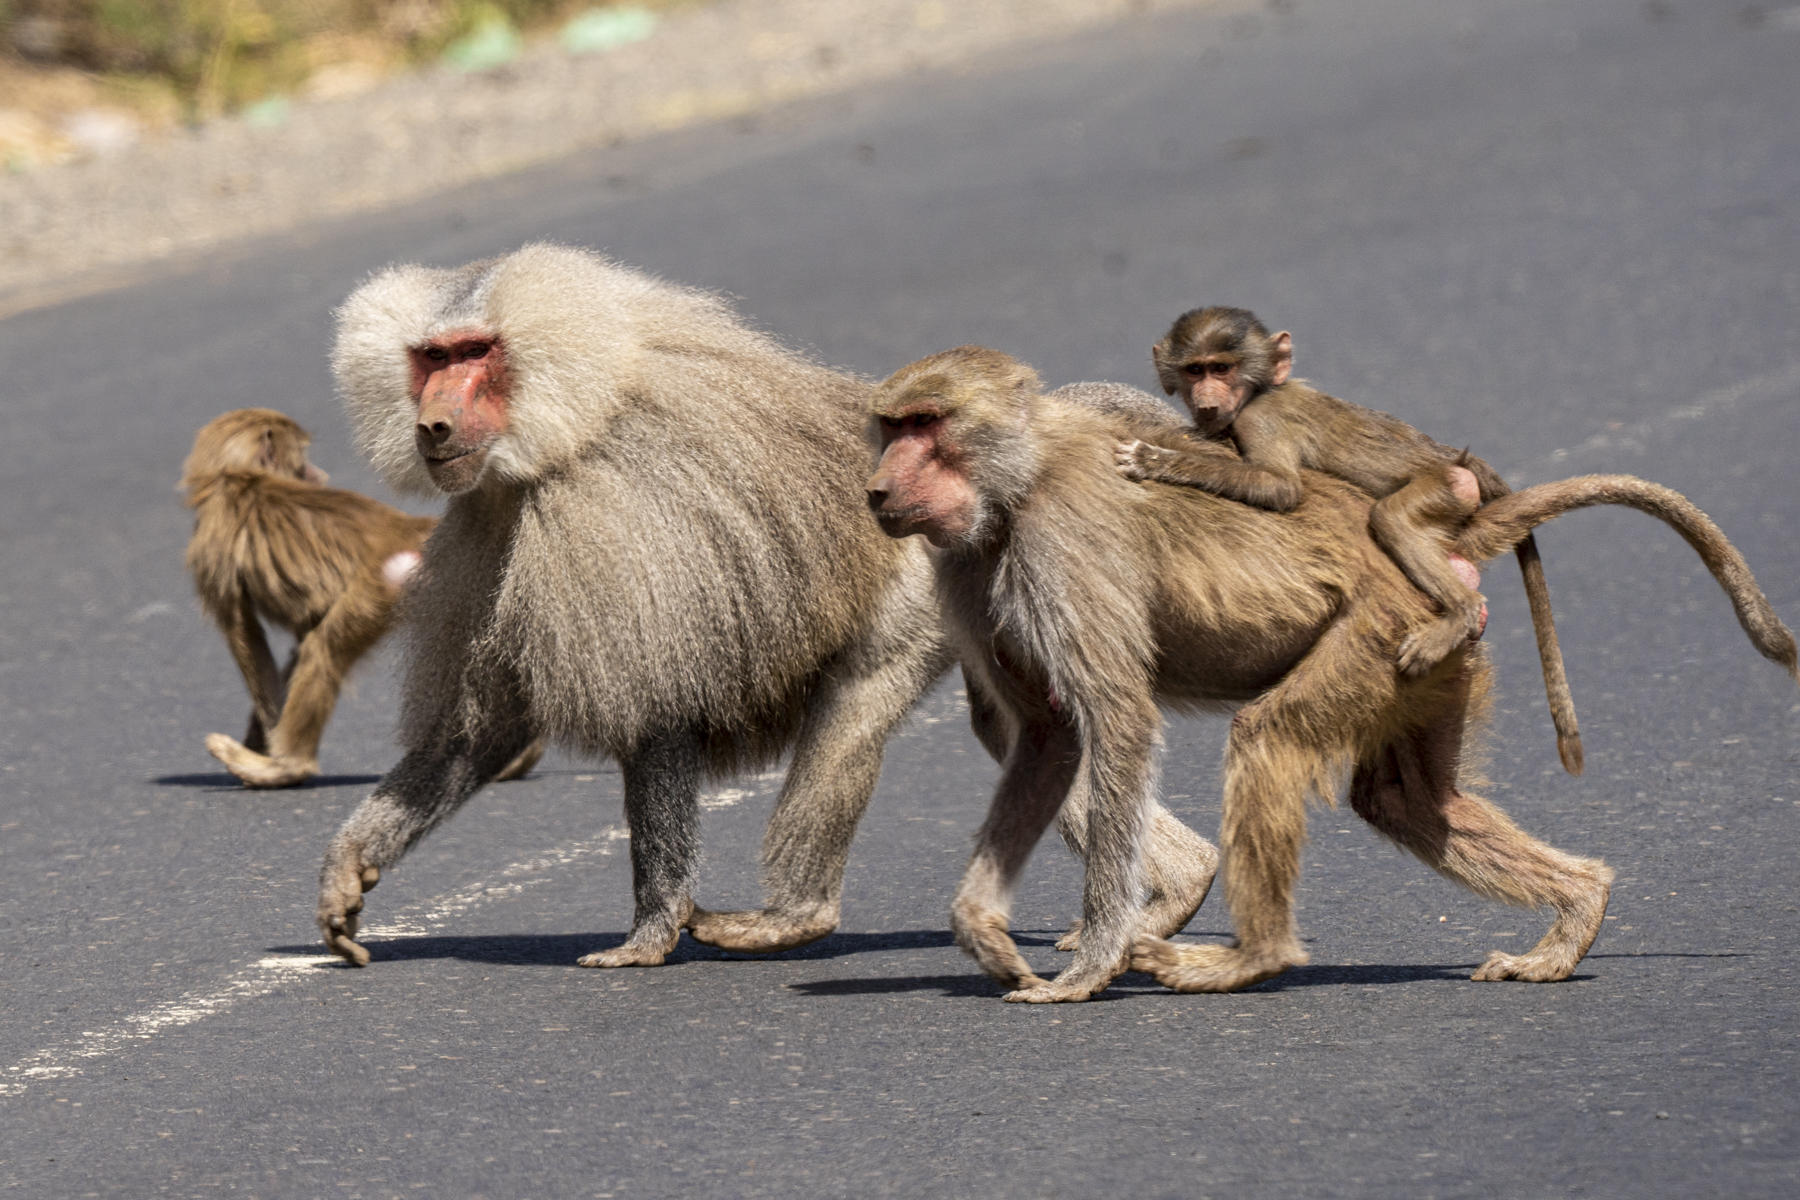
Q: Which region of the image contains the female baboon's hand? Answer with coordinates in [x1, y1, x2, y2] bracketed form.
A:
[318, 849, 381, 967]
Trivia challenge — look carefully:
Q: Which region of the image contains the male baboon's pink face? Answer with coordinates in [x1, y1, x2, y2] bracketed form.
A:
[865, 409, 980, 548]
[408, 329, 510, 493]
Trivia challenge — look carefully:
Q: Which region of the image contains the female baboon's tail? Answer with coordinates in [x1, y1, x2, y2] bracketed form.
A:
[1458, 474, 1798, 681]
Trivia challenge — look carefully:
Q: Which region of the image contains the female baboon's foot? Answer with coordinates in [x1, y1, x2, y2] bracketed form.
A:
[206, 733, 318, 788]
[1472, 878, 1611, 983]
[1054, 919, 1084, 952]
[952, 901, 1046, 992]
[491, 738, 546, 783]
[1130, 936, 1304, 993]
[685, 905, 837, 954]
[318, 853, 382, 966]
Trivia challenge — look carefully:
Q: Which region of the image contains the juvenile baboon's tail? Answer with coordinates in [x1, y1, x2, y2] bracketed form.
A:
[1458, 475, 1799, 681]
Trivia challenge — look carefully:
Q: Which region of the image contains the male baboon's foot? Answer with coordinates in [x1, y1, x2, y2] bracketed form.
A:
[317, 854, 382, 967]
[578, 928, 681, 968]
[491, 738, 546, 783]
[1055, 845, 1218, 952]
[1142, 841, 1220, 938]
[685, 906, 837, 954]
[206, 733, 318, 788]
[580, 897, 695, 967]
[1471, 877, 1610, 983]
[952, 902, 1042, 990]
[1130, 936, 1303, 993]
[1005, 955, 1128, 1003]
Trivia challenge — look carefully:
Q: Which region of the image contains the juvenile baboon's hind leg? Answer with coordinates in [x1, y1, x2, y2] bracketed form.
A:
[580, 730, 703, 968]
[1348, 656, 1612, 983]
[211, 611, 381, 788]
[687, 584, 954, 955]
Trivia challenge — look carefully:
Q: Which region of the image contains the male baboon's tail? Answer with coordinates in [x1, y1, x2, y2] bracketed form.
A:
[1459, 475, 1799, 681]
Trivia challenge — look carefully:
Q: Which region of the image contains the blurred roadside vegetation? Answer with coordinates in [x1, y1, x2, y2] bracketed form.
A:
[0, 0, 683, 130]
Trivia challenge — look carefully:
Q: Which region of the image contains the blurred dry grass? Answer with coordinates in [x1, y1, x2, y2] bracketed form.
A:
[0, 1, 685, 164]
[0, 0, 1214, 310]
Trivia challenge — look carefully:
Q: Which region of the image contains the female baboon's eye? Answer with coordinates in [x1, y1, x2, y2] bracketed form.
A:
[1211, 362, 1234, 376]
[1185, 363, 1206, 376]
[913, 414, 937, 428]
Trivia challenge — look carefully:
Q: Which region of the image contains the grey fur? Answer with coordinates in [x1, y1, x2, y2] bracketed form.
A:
[317, 244, 955, 967]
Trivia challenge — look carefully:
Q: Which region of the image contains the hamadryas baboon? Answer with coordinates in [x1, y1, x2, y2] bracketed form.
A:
[317, 244, 1219, 968]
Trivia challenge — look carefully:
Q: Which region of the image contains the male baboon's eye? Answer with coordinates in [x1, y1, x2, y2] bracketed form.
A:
[425, 347, 448, 362]
[1211, 362, 1234, 376]
[1185, 363, 1206, 376]
[464, 343, 489, 359]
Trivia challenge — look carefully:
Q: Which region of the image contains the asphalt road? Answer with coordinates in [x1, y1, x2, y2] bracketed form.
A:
[3, 0, 1798, 1196]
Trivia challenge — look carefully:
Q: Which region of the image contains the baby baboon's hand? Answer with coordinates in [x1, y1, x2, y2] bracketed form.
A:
[1115, 440, 1154, 480]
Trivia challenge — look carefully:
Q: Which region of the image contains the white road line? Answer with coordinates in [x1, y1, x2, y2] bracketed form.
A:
[0, 826, 627, 1097]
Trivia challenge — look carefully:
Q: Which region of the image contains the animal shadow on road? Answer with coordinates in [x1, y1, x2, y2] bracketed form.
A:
[269, 929, 966, 969]
[156, 772, 383, 790]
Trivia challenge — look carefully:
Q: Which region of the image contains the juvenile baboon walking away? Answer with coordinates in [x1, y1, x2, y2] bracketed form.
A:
[865, 346, 1796, 1002]
[183, 408, 543, 789]
[317, 243, 1221, 969]
[1124, 307, 1585, 775]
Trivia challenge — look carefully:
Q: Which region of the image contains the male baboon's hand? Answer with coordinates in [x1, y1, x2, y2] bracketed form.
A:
[318, 852, 381, 966]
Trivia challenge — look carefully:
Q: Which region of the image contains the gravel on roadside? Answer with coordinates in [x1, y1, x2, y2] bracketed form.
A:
[0, 0, 1219, 313]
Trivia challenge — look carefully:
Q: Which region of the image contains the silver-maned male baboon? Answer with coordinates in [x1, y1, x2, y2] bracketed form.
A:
[318, 244, 1219, 968]
[865, 345, 1796, 1002]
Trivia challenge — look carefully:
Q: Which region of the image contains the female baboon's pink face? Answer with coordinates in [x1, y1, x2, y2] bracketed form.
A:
[865, 409, 980, 547]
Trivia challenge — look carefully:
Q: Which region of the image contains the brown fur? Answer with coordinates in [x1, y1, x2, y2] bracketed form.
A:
[865, 346, 1795, 1001]
[1134, 306, 1585, 775]
[181, 409, 547, 788]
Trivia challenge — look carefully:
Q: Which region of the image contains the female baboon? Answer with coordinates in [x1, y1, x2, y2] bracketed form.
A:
[182, 409, 543, 788]
[317, 243, 1221, 969]
[865, 346, 1796, 1002]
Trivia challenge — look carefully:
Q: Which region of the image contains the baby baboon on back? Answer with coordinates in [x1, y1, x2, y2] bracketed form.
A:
[1119, 307, 1584, 774]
